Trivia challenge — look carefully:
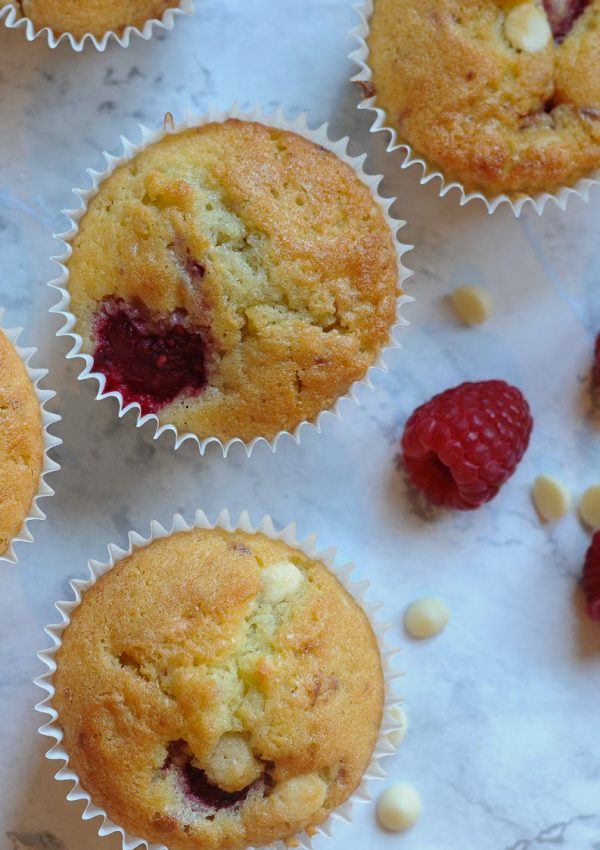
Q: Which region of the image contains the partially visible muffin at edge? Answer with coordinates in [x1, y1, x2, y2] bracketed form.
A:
[66, 119, 400, 443]
[0, 329, 43, 556]
[52, 528, 385, 850]
[1, 0, 181, 38]
[366, 0, 600, 196]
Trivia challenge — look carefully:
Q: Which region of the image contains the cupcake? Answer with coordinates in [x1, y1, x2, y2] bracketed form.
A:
[365, 0, 600, 197]
[51, 526, 385, 850]
[0, 0, 183, 41]
[64, 117, 401, 445]
[0, 328, 44, 558]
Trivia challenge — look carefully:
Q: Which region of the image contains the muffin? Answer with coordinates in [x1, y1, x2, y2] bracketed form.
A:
[366, 0, 600, 196]
[52, 527, 385, 850]
[0, 0, 181, 39]
[66, 118, 400, 443]
[0, 329, 44, 557]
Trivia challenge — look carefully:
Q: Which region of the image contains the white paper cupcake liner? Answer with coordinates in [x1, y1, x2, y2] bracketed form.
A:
[35, 508, 402, 850]
[0, 0, 194, 51]
[0, 309, 61, 564]
[49, 102, 413, 457]
[349, 0, 600, 216]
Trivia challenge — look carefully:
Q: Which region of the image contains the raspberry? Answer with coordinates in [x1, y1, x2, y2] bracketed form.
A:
[163, 740, 267, 810]
[92, 296, 208, 414]
[543, 0, 589, 40]
[581, 533, 600, 621]
[401, 380, 533, 510]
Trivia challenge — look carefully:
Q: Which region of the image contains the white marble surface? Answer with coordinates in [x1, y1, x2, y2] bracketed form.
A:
[1, 2, 600, 849]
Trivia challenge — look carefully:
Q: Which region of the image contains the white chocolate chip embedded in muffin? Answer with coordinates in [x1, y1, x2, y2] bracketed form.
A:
[204, 732, 263, 793]
[377, 782, 422, 832]
[404, 597, 450, 639]
[580, 485, 600, 530]
[387, 704, 409, 748]
[450, 285, 493, 326]
[261, 561, 304, 604]
[504, 3, 552, 53]
[272, 774, 328, 820]
[532, 475, 571, 522]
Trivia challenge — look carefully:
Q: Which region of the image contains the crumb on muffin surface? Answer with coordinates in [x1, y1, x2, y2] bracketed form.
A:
[0, 329, 43, 556]
[53, 528, 385, 850]
[67, 119, 400, 443]
[367, 0, 600, 196]
[2, 0, 181, 38]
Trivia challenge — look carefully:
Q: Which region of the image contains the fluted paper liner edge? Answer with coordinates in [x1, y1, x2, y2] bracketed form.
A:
[48, 102, 413, 457]
[349, 0, 600, 217]
[35, 508, 403, 849]
[0, 0, 194, 51]
[0, 309, 61, 564]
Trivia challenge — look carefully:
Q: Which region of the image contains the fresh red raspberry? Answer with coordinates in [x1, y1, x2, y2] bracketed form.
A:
[402, 380, 533, 510]
[582, 532, 600, 621]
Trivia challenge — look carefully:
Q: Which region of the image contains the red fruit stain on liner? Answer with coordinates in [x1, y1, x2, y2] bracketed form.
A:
[582, 532, 600, 622]
[92, 296, 207, 414]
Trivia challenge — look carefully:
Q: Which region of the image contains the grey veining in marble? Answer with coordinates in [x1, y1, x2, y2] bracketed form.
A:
[0, 2, 599, 849]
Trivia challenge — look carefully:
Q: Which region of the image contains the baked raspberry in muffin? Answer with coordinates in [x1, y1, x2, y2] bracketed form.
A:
[366, 0, 600, 196]
[0, 329, 44, 556]
[52, 527, 384, 850]
[66, 119, 400, 444]
[0, 0, 181, 39]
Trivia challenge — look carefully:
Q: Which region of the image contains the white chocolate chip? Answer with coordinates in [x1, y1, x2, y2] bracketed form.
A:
[580, 485, 600, 531]
[272, 773, 327, 820]
[450, 285, 493, 326]
[387, 704, 409, 748]
[260, 560, 304, 604]
[204, 732, 263, 793]
[377, 782, 422, 832]
[504, 3, 552, 53]
[532, 475, 571, 522]
[404, 597, 450, 639]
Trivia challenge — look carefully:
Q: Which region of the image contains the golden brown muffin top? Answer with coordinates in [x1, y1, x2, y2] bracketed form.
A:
[67, 119, 399, 443]
[0, 329, 43, 557]
[367, 0, 600, 196]
[4, 0, 180, 38]
[53, 528, 384, 850]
